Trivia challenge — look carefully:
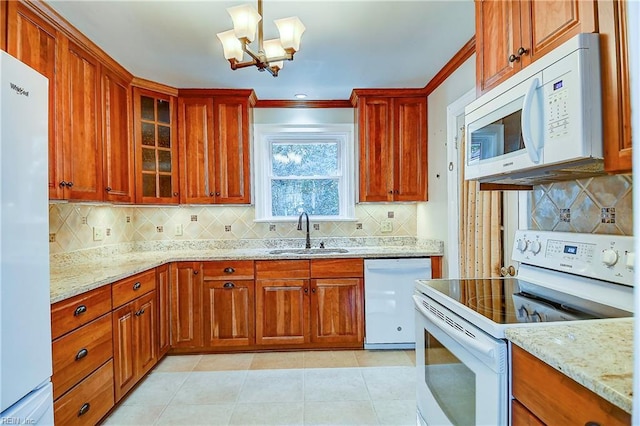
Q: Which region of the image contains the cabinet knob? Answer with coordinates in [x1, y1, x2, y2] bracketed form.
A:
[66, 181, 74, 188]
[394, 189, 399, 194]
[173, 192, 179, 196]
[59, 180, 67, 188]
[193, 270, 199, 275]
[74, 305, 87, 316]
[105, 186, 112, 192]
[133, 282, 142, 291]
[224, 267, 235, 274]
[209, 192, 215, 197]
[223, 282, 235, 289]
[388, 190, 393, 194]
[508, 54, 520, 63]
[215, 192, 221, 196]
[311, 287, 316, 293]
[135, 308, 145, 316]
[75, 348, 89, 361]
[304, 287, 309, 294]
[78, 403, 91, 417]
[517, 46, 529, 56]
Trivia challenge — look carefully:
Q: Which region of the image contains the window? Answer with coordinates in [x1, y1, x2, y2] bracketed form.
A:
[254, 124, 355, 221]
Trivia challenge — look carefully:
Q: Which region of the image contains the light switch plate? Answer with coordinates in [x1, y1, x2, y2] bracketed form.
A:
[381, 220, 393, 233]
[174, 224, 183, 236]
[93, 227, 104, 241]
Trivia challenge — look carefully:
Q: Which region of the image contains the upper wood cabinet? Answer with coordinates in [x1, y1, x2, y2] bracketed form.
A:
[598, 0, 632, 173]
[6, 2, 62, 199]
[102, 66, 134, 203]
[178, 90, 255, 204]
[60, 39, 104, 201]
[475, 0, 597, 94]
[133, 87, 180, 204]
[352, 91, 427, 202]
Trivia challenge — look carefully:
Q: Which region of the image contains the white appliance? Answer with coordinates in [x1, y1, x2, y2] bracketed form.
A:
[0, 51, 53, 424]
[465, 33, 603, 185]
[364, 258, 431, 349]
[414, 230, 634, 425]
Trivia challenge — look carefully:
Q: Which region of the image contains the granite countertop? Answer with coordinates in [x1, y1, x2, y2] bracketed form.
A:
[505, 318, 633, 414]
[50, 237, 443, 303]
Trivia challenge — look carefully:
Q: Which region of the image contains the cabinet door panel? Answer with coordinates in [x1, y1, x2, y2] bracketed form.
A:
[394, 97, 427, 201]
[359, 98, 393, 202]
[526, 0, 597, 65]
[112, 303, 136, 402]
[102, 67, 133, 202]
[7, 2, 63, 199]
[170, 262, 203, 348]
[256, 279, 309, 345]
[203, 279, 254, 347]
[213, 97, 251, 204]
[63, 40, 103, 201]
[475, 0, 522, 93]
[311, 278, 363, 344]
[178, 97, 215, 203]
[135, 292, 157, 376]
[157, 264, 171, 357]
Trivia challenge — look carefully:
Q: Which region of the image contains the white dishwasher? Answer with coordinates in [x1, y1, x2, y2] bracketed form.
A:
[364, 258, 432, 349]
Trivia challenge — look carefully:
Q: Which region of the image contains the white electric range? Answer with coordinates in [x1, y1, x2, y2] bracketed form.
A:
[413, 230, 634, 426]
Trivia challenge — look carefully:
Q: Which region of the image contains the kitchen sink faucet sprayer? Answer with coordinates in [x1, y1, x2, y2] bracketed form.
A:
[297, 211, 311, 249]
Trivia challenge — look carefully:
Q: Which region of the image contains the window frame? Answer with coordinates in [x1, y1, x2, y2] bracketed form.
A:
[253, 124, 356, 222]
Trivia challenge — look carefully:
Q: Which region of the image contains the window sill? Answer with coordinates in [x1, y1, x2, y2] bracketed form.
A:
[254, 216, 358, 223]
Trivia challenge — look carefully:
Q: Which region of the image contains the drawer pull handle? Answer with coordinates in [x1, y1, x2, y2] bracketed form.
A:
[133, 282, 142, 290]
[223, 282, 235, 289]
[224, 267, 235, 274]
[78, 403, 91, 417]
[74, 305, 87, 316]
[585, 423, 601, 426]
[75, 348, 89, 361]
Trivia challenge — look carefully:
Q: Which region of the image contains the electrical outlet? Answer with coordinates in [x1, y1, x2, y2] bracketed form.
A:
[93, 227, 104, 241]
[381, 220, 393, 233]
[174, 224, 183, 236]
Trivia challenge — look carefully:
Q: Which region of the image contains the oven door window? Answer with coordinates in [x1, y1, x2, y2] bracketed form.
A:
[425, 330, 475, 425]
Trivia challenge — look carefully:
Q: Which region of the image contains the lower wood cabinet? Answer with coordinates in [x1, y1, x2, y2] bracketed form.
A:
[157, 264, 171, 357]
[203, 279, 255, 347]
[53, 360, 114, 426]
[112, 290, 157, 402]
[311, 277, 363, 344]
[511, 345, 630, 425]
[256, 277, 310, 346]
[170, 262, 204, 349]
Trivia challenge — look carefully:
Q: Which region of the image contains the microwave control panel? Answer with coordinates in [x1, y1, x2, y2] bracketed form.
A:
[546, 79, 570, 139]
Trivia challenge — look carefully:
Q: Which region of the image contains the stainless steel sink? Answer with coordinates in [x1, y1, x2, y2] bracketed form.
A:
[268, 248, 349, 255]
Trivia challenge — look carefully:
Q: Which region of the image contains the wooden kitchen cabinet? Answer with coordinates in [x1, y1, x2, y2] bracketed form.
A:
[255, 260, 311, 346]
[170, 262, 204, 349]
[351, 91, 427, 202]
[310, 259, 364, 345]
[511, 345, 631, 426]
[178, 90, 254, 204]
[202, 260, 255, 347]
[101, 65, 134, 203]
[475, 0, 597, 94]
[50, 285, 114, 424]
[5, 1, 62, 199]
[112, 290, 157, 402]
[133, 86, 180, 204]
[598, 0, 632, 173]
[59, 38, 104, 201]
[157, 264, 171, 357]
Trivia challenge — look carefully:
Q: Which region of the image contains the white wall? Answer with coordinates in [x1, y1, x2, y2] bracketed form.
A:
[417, 55, 476, 277]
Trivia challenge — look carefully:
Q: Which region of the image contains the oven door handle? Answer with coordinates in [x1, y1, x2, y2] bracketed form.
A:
[413, 295, 496, 359]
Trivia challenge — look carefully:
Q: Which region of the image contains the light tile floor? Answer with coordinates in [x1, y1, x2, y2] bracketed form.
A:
[104, 350, 417, 426]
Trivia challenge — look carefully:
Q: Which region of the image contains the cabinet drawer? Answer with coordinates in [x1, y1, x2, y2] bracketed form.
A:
[51, 285, 112, 340]
[203, 260, 254, 280]
[112, 269, 156, 308]
[311, 258, 363, 278]
[52, 313, 113, 400]
[54, 359, 114, 426]
[256, 260, 310, 279]
[512, 345, 630, 426]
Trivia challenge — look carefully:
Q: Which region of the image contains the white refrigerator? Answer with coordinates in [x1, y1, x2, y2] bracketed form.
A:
[0, 51, 54, 424]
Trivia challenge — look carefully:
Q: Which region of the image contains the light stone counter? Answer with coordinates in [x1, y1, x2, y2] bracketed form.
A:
[50, 237, 443, 304]
[505, 318, 633, 414]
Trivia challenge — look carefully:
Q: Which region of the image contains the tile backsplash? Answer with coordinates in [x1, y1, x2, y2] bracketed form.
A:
[49, 203, 418, 254]
[529, 174, 633, 235]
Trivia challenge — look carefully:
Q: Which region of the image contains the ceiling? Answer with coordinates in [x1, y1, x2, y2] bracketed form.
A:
[46, 0, 475, 101]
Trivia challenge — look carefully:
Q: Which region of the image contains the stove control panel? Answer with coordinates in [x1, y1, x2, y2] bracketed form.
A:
[513, 230, 634, 286]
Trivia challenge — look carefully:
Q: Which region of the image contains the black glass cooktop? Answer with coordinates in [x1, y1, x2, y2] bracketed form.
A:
[417, 277, 599, 325]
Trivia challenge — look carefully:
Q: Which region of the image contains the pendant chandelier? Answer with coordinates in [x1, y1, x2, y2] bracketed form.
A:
[216, 0, 306, 77]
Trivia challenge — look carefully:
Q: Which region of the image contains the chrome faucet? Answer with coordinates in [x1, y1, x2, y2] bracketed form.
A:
[297, 211, 311, 249]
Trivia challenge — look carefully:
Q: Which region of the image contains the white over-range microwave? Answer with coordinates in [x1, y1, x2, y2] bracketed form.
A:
[464, 33, 604, 185]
